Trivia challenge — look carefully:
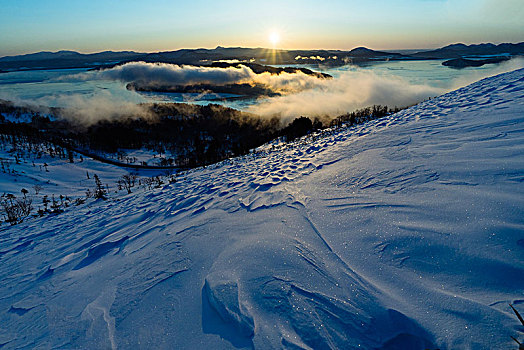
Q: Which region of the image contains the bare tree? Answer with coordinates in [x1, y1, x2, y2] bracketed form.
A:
[1, 194, 20, 224]
[33, 184, 43, 195]
[118, 173, 138, 194]
[1, 193, 32, 225]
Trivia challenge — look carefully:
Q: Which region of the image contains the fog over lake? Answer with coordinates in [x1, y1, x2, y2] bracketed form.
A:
[1, 59, 522, 113]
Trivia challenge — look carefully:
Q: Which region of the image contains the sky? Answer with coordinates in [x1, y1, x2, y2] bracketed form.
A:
[0, 0, 523, 56]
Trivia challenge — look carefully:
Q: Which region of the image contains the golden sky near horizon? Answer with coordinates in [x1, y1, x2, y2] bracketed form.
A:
[0, 0, 523, 56]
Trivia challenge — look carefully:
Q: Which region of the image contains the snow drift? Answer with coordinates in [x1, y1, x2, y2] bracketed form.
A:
[1, 69, 524, 349]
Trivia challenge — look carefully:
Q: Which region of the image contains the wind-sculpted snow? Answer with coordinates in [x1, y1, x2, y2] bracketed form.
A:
[203, 232, 435, 349]
[1, 69, 524, 349]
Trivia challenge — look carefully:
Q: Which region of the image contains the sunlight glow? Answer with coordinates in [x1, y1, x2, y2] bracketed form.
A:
[269, 31, 280, 47]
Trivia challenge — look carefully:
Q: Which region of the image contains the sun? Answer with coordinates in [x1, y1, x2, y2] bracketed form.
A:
[269, 31, 280, 47]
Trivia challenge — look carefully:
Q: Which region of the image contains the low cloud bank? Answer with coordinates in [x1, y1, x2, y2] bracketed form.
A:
[93, 62, 256, 86]
[4, 58, 523, 126]
[61, 62, 325, 93]
[48, 93, 152, 125]
[248, 57, 524, 123]
[247, 71, 443, 123]
[1, 90, 151, 126]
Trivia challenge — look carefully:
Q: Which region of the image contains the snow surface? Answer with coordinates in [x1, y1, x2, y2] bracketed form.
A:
[1, 69, 524, 349]
[0, 146, 169, 200]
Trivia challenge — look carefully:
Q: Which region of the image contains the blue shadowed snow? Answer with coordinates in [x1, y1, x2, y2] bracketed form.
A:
[0, 69, 523, 349]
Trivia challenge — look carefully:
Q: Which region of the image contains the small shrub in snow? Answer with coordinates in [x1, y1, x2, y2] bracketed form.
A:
[50, 195, 63, 213]
[33, 184, 42, 195]
[74, 198, 86, 206]
[93, 174, 107, 200]
[0, 193, 32, 225]
[117, 173, 138, 194]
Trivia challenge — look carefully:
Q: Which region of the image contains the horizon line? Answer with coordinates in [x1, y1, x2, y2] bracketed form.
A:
[2, 40, 523, 59]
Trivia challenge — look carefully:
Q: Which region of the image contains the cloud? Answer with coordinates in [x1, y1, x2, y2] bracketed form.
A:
[247, 57, 524, 123]
[48, 92, 152, 125]
[59, 62, 326, 94]
[61, 62, 257, 87]
[6, 58, 522, 127]
[2, 90, 152, 126]
[252, 70, 326, 93]
[246, 70, 443, 123]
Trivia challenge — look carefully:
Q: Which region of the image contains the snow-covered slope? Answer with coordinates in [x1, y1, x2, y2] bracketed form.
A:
[1, 69, 524, 349]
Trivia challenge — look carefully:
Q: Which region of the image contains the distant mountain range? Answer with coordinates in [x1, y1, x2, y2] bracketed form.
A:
[411, 42, 524, 59]
[0, 50, 142, 62]
[0, 42, 522, 72]
[0, 50, 145, 71]
[128, 46, 406, 66]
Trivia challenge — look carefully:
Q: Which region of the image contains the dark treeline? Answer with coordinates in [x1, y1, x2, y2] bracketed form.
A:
[330, 105, 403, 128]
[0, 99, 43, 116]
[0, 102, 282, 167]
[81, 104, 283, 167]
[0, 100, 404, 169]
[280, 105, 404, 142]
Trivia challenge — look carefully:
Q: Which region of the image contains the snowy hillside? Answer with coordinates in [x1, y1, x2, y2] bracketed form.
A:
[1, 69, 524, 349]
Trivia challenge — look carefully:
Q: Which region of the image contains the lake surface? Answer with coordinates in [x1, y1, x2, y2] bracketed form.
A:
[0, 60, 519, 111]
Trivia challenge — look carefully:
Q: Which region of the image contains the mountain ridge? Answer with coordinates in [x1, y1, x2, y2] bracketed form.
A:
[411, 42, 524, 58]
[1, 42, 522, 72]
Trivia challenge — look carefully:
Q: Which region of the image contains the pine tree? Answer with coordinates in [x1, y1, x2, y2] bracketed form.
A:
[93, 174, 107, 199]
